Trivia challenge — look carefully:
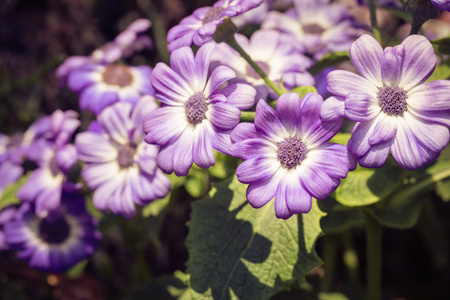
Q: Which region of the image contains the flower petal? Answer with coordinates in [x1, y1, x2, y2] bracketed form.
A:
[390, 118, 423, 170]
[75, 132, 117, 163]
[143, 107, 188, 146]
[246, 175, 278, 209]
[254, 99, 286, 142]
[358, 141, 392, 168]
[230, 122, 258, 143]
[151, 62, 193, 104]
[170, 46, 199, 91]
[344, 93, 380, 122]
[220, 83, 256, 110]
[320, 96, 345, 122]
[404, 113, 449, 153]
[407, 80, 450, 111]
[172, 129, 195, 176]
[276, 92, 302, 134]
[350, 34, 383, 86]
[347, 117, 379, 158]
[399, 35, 436, 91]
[274, 176, 294, 219]
[328, 70, 378, 98]
[195, 43, 215, 90]
[236, 156, 280, 184]
[284, 172, 312, 214]
[306, 144, 349, 179]
[368, 113, 398, 145]
[204, 66, 236, 96]
[208, 102, 240, 131]
[193, 124, 215, 169]
[381, 45, 404, 87]
[228, 138, 276, 160]
[300, 165, 337, 200]
[82, 162, 120, 190]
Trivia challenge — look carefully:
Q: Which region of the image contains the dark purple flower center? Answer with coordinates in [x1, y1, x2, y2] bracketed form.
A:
[102, 65, 134, 87]
[377, 86, 408, 116]
[246, 61, 271, 80]
[303, 24, 325, 35]
[202, 6, 226, 24]
[39, 217, 71, 244]
[117, 144, 136, 169]
[277, 137, 309, 169]
[185, 92, 209, 125]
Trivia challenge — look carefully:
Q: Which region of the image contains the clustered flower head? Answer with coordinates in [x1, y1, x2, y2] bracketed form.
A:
[166, 0, 264, 52]
[229, 93, 349, 219]
[322, 34, 450, 170]
[143, 42, 256, 176]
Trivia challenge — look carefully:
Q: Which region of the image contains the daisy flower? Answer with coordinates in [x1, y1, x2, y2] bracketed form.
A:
[143, 43, 256, 176]
[212, 29, 314, 100]
[228, 92, 348, 219]
[67, 63, 154, 115]
[321, 34, 450, 170]
[4, 193, 100, 273]
[75, 97, 171, 218]
[166, 0, 263, 53]
[261, 0, 366, 59]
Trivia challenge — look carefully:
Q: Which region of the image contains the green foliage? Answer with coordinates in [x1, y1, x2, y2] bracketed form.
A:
[335, 161, 406, 207]
[208, 151, 238, 180]
[431, 37, 450, 55]
[308, 52, 350, 75]
[291, 86, 318, 99]
[186, 176, 324, 300]
[426, 63, 450, 82]
[0, 173, 29, 211]
[128, 271, 191, 300]
[319, 197, 364, 235]
[185, 166, 210, 198]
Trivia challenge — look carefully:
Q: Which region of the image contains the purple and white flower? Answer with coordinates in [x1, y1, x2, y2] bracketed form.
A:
[76, 97, 171, 218]
[166, 0, 263, 53]
[67, 63, 154, 115]
[144, 43, 256, 176]
[261, 0, 366, 59]
[322, 34, 450, 170]
[228, 92, 348, 219]
[4, 193, 100, 273]
[0, 206, 17, 251]
[56, 18, 152, 85]
[212, 29, 314, 100]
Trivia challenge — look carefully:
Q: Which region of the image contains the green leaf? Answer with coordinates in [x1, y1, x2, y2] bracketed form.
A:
[431, 37, 450, 55]
[128, 271, 191, 300]
[185, 167, 210, 198]
[318, 292, 351, 300]
[186, 176, 324, 300]
[319, 197, 364, 235]
[378, 6, 411, 22]
[290, 86, 318, 99]
[426, 63, 450, 82]
[367, 160, 450, 229]
[308, 52, 350, 75]
[0, 173, 30, 211]
[335, 161, 406, 207]
[208, 151, 238, 180]
[328, 133, 351, 146]
[436, 179, 450, 202]
[65, 259, 88, 278]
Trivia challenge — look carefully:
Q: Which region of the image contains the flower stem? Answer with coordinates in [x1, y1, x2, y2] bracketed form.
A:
[225, 36, 284, 96]
[320, 234, 338, 292]
[368, 0, 382, 44]
[239, 111, 255, 122]
[362, 209, 382, 300]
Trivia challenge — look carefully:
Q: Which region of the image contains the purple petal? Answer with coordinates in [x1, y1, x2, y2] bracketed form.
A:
[208, 102, 240, 131]
[170, 46, 199, 91]
[172, 132, 194, 176]
[274, 175, 294, 219]
[228, 138, 276, 160]
[67, 70, 98, 92]
[230, 122, 258, 143]
[93, 90, 119, 115]
[320, 96, 345, 122]
[276, 93, 302, 134]
[301, 165, 336, 200]
[381, 45, 404, 87]
[82, 162, 119, 190]
[143, 107, 188, 146]
[399, 35, 436, 91]
[303, 119, 343, 149]
[195, 43, 215, 90]
[407, 80, 450, 111]
[236, 156, 280, 184]
[156, 143, 176, 174]
[347, 117, 379, 158]
[151, 62, 193, 104]
[193, 124, 215, 169]
[391, 119, 422, 170]
[54, 144, 77, 174]
[306, 144, 349, 179]
[298, 93, 323, 135]
[284, 172, 312, 214]
[211, 130, 233, 154]
[404, 113, 449, 153]
[368, 113, 397, 145]
[254, 99, 286, 142]
[220, 83, 256, 111]
[327, 70, 378, 98]
[246, 175, 278, 209]
[75, 132, 117, 163]
[408, 108, 450, 127]
[344, 93, 380, 122]
[35, 184, 62, 217]
[204, 66, 236, 96]
[359, 141, 392, 168]
[98, 102, 133, 145]
[350, 34, 383, 86]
